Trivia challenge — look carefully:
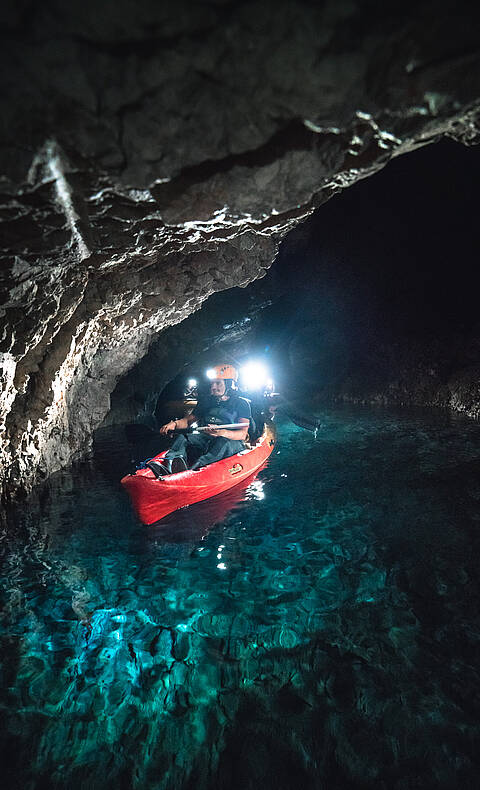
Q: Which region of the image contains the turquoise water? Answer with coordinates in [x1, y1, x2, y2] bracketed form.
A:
[1, 408, 480, 789]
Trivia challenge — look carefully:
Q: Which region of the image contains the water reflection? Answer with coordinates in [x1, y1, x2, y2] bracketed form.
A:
[1, 409, 480, 789]
[149, 466, 269, 540]
[246, 478, 266, 500]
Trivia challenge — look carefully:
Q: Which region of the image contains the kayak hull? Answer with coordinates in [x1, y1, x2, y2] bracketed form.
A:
[121, 422, 276, 525]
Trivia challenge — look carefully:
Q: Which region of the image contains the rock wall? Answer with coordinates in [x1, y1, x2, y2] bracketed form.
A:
[103, 273, 278, 427]
[1, 0, 480, 498]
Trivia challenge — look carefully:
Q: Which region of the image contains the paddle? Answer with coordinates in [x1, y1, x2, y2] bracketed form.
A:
[196, 423, 246, 432]
[266, 395, 322, 435]
[124, 422, 247, 443]
[125, 402, 322, 444]
[279, 406, 322, 435]
[125, 423, 164, 443]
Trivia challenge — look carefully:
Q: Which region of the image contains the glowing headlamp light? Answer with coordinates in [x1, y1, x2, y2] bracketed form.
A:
[206, 368, 216, 380]
[240, 361, 271, 391]
[187, 378, 197, 389]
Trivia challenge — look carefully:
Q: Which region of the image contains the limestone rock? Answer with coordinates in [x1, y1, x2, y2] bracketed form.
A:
[1, 0, 480, 497]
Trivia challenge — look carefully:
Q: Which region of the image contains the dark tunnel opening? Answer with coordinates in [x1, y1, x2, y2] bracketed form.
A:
[107, 137, 480, 426]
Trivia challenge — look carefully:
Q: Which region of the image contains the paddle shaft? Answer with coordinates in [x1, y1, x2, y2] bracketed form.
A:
[125, 422, 247, 443]
[125, 402, 320, 446]
[194, 423, 246, 432]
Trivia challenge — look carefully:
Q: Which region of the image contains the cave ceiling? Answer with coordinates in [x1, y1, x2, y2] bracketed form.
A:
[1, 0, 480, 496]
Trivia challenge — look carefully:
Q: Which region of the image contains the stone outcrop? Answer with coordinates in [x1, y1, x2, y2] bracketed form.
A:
[1, 0, 480, 498]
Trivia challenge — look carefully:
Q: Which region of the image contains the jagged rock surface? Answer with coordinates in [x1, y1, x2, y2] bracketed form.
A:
[1, 0, 480, 497]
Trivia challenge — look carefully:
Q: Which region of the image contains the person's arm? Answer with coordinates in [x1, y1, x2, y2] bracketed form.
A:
[203, 418, 249, 440]
[159, 413, 197, 434]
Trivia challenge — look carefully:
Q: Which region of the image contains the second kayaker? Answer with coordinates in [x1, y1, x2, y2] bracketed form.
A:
[158, 364, 251, 473]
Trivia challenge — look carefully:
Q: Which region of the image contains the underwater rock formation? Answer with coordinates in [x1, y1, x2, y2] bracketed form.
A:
[1, 0, 480, 497]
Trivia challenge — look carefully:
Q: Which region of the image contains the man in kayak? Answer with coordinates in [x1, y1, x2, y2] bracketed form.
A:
[158, 364, 251, 473]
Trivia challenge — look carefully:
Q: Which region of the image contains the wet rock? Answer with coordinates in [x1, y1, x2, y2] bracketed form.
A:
[1, 1, 480, 497]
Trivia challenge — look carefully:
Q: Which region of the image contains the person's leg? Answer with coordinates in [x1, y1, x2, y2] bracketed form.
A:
[164, 433, 188, 462]
[182, 433, 210, 467]
[164, 433, 210, 468]
[190, 437, 245, 470]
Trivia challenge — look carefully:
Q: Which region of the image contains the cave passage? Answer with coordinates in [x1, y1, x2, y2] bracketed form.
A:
[107, 139, 480, 429]
[1, 133, 480, 790]
[1, 408, 480, 789]
[2, 2, 480, 786]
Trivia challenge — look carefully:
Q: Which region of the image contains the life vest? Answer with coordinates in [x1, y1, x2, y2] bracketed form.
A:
[196, 395, 250, 427]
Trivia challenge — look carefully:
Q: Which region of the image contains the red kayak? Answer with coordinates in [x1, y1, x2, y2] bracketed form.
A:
[121, 422, 276, 525]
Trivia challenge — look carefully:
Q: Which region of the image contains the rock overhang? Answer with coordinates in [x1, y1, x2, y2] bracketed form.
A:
[1, 0, 480, 497]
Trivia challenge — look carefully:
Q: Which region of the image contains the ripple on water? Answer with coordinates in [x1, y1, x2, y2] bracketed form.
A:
[1, 408, 480, 789]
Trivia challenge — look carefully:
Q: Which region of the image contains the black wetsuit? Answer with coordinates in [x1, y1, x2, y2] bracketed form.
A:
[165, 394, 251, 469]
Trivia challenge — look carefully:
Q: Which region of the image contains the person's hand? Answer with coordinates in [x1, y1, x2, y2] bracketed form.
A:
[159, 420, 176, 434]
[203, 424, 222, 436]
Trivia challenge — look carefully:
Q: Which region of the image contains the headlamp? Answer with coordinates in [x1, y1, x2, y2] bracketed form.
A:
[239, 361, 271, 391]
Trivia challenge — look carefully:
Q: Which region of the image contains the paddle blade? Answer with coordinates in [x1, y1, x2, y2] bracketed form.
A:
[124, 423, 157, 443]
[281, 408, 322, 435]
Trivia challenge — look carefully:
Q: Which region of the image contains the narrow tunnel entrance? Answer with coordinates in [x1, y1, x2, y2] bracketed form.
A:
[106, 138, 480, 429]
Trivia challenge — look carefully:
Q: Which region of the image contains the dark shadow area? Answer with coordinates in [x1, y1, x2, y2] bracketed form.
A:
[260, 138, 480, 393]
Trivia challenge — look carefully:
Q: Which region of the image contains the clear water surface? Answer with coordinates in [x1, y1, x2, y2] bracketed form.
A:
[1, 408, 480, 790]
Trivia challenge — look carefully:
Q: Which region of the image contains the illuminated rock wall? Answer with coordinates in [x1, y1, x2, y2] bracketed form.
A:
[1, 0, 480, 496]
